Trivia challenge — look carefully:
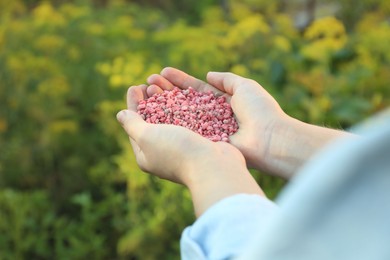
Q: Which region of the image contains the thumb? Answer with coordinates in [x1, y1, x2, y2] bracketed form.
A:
[116, 109, 146, 142]
[207, 72, 244, 95]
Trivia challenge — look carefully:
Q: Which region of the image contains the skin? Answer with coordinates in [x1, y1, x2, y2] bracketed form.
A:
[117, 84, 264, 217]
[117, 67, 355, 216]
[147, 67, 355, 179]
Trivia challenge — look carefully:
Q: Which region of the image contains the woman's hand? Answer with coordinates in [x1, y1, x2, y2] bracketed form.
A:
[148, 67, 353, 179]
[117, 84, 264, 216]
[147, 68, 288, 174]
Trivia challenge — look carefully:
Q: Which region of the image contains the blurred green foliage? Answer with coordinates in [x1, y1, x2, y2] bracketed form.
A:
[0, 0, 389, 258]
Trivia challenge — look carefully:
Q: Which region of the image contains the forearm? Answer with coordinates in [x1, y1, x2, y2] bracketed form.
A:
[263, 116, 356, 179]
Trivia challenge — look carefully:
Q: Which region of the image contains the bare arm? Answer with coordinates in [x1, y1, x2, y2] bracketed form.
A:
[261, 116, 353, 178]
[117, 85, 264, 217]
[148, 67, 356, 179]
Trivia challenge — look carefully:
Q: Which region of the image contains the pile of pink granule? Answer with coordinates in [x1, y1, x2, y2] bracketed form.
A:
[137, 87, 238, 142]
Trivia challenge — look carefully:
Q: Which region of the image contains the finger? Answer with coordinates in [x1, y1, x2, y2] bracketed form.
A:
[208, 72, 278, 107]
[116, 109, 147, 142]
[206, 72, 246, 95]
[146, 84, 164, 97]
[147, 74, 175, 90]
[160, 67, 225, 95]
[126, 84, 148, 111]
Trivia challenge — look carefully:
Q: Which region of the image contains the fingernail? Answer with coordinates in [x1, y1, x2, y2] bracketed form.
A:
[207, 71, 217, 77]
[116, 110, 127, 124]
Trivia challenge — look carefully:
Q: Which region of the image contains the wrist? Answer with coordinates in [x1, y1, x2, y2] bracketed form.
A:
[181, 143, 265, 217]
[244, 113, 294, 177]
[260, 115, 305, 178]
[181, 144, 246, 188]
[187, 168, 265, 217]
[260, 115, 352, 179]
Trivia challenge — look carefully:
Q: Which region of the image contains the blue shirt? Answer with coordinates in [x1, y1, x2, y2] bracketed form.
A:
[181, 110, 390, 260]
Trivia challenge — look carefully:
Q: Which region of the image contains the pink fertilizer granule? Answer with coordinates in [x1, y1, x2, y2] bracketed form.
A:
[137, 87, 239, 142]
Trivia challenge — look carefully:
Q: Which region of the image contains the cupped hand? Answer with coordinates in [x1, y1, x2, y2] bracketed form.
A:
[116, 84, 248, 186]
[118, 82, 266, 216]
[147, 68, 290, 175]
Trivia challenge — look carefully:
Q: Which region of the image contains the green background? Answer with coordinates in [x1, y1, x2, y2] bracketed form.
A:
[0, 0, 389, 258]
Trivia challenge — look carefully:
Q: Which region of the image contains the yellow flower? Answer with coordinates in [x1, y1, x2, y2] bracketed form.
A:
[293, 69, 326, 96]
[109, 74, 124, 87]
[202, 6, 227, 29]
[84, 23, 104, 36]
[33, 2, 65, 27]
[115, 16, 133, 28]
[273, 14, 297, 38]
[126, 28, 144, 40]
[7, 55, 24, 73]
[229, 2, 254, 22]
[34, 35, 65, 53]
[112, 57, 125, 74]
[301, 17, 347, 62]
[98, 54, 161, 88]
[380, 1, 390, 13]
[60, 4, 90, 20]
[38, 76, 70, 97]
[274, 35, 291, 52]
[317, 95, 332, 111]
[354, 46, 377, 71]
[356, 21, 390, 63]
[356, 12, 385, 33]
[224, 14, 270, 49]
[96, 62, 112, 76]
[249, 59, 267, 71]
[231, 64, 249, 77]
[304, 17, 346, 41]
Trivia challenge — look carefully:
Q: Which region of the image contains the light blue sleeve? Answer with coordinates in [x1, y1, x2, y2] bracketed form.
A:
[181, 108, 390, 260]
[180, 194, 278, 260]
[181, 109, 390, 260]
[238, 112, 390, 260]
